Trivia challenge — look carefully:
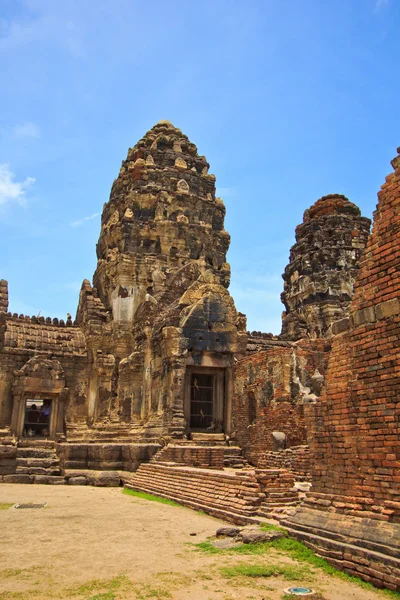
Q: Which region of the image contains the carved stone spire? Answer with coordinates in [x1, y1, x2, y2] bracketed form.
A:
[93, 121, 231, 323]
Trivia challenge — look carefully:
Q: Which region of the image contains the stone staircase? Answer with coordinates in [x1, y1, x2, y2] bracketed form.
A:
[125, 462, 265, 525]
[6, 441, 66, 485]
[255, 469, 301, 519]
[124, 440, 301, 524]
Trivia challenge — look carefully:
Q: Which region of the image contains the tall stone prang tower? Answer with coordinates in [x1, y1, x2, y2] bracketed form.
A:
[76, 121, 247, 436]
[93, 120, 231, 324]
[280, 194, 371, 340]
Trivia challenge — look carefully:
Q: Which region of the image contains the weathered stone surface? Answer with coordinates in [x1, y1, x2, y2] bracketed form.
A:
[281, 194, 370, 340]
[68, 476, 87, 485]
[3, 474, 32, 484]
[216, 526, 241, 537]
[239, 528, 285, 544]
[0, 121, 244, 445]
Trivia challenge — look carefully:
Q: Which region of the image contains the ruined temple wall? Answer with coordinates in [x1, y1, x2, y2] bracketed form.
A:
[284, 151, 400, 591]
[232, 340, 328, 466]
[304, 152, 400, 521]
[0, 317, 88, 430]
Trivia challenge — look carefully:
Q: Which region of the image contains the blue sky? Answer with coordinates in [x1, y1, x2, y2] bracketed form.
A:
[0, 0, 399, 333]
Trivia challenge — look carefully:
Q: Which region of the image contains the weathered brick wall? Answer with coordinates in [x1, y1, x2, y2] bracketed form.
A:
[258, 445, 311, 479]
[233, 340, 328, 466]
[153, 444, 225, 469]
[306, 148, 400, 522]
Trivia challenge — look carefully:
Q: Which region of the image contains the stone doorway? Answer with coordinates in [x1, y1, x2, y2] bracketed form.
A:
[190, 373, 214, 430]
[184, 367, 225, 433]
[23, 399, 52, 438]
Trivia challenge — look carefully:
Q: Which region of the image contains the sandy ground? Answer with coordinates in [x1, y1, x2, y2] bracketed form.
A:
[0, 484, 390, 600]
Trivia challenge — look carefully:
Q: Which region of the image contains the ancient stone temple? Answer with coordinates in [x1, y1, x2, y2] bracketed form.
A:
[0, 121, 246, 448]
[0, 121, 399, 591]
[281, 194, 371, 340]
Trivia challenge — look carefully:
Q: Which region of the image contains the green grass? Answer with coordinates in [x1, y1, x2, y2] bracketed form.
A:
[259, 522, 288, 534]
[270, 538, 400, 598]
[87, 593, 115, 600]
[195, 536, 400, 598]
[133, 583, 172, 599]
[68, 574, 133, 598]
[220, 563, 310, 580]
[194, 540, 275, 556]
[122, 488, 180, 507]
[0, 503, 13, 510]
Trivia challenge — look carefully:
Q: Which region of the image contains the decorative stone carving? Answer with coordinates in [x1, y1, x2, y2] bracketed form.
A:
[177, 179, 189, 194]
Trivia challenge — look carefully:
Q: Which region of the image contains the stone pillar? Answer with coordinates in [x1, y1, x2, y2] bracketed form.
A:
[224, 367, 233, 435]
[0, 280, 8, 313]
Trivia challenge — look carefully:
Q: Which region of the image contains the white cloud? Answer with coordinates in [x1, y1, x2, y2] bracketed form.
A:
[13, 122, 40, 139]
[0, 1, 86, 58]
[375, 0, 389, 12]
[0, 164, 35, 206]
[70, 212, 100, 227]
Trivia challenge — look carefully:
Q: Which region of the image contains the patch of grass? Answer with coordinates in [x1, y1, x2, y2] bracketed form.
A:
[0, 503, 14, 510]
[87, 593, 115, 600]
[196, 535, 400, 598]
[0, 567, 43, 581]
[193, 541, 223, 554]
[271, 538, 400, 598]
[259, 522, 288, 534]
[193, 540, 274, 556]
[0, 569, 24, 579]
[220, 563, 311, 581]
[68, 574, 133, 598]
[133, 583, 172, 599]
[122, 488, 180, 507]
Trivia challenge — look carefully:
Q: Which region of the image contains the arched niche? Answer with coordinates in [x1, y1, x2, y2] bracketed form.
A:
[10, 356, 68, 440]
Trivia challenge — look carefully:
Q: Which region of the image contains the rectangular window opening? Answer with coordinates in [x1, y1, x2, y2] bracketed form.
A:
[23, 399, 52, 438]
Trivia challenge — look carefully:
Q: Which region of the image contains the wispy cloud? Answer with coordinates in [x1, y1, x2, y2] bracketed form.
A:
[375, 0, 389, 12]
[0, 164, 35, 206]
[13, 122, 40, 139]
[70, 212, 100, 227]
[0, 1, 86, 58]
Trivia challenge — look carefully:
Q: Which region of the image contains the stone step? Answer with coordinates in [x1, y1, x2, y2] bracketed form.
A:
[125, 462, 264, 522]
[17, 448, 57, 458]
[17, 440, 56, 449]
[267, 491, 298, 499]
[124, 482, 258, 526]
[1, 473, 66, 484]
[16, 466, 62, 475]
[16, 457, 59, 468]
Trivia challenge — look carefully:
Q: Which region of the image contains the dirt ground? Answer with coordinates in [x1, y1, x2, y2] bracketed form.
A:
[0, 484, 391, 600]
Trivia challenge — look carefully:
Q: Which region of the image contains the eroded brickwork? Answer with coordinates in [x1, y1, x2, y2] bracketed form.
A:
[233, 339, 329, 465]
[286, 148, 400, 590]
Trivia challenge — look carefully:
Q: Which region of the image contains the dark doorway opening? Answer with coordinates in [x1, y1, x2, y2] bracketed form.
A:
[190, 373, 214, 430]
[23, 399, 52, 438]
